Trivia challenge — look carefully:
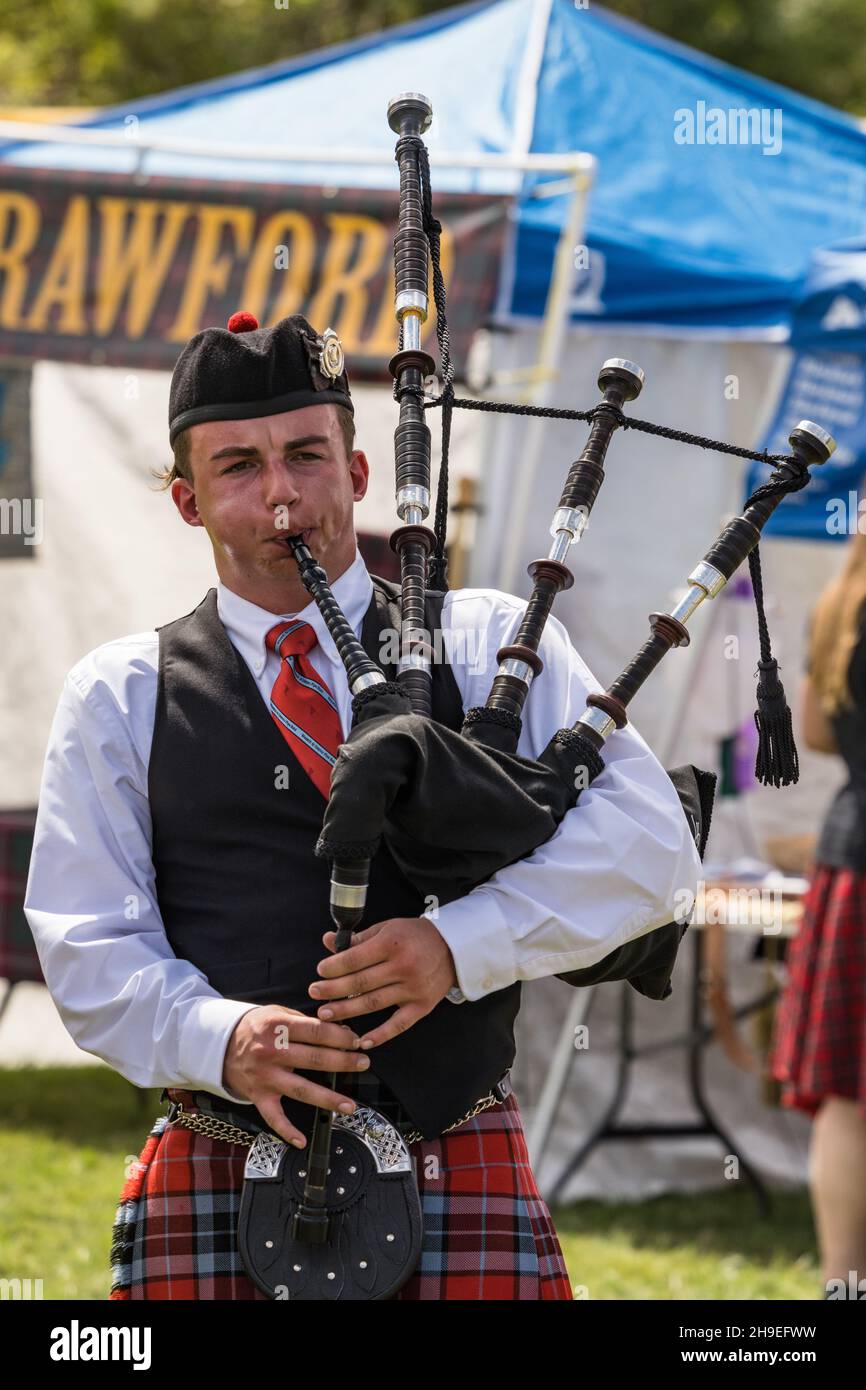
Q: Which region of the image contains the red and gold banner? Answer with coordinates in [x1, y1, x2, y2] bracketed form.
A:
[0, 168, 508, 375]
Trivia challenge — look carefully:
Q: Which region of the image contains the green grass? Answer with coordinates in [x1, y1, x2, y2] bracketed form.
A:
[0, 1066, 820, 1301]
[0, 1066, 160, 1300]
[552, 1191, 820, 1300]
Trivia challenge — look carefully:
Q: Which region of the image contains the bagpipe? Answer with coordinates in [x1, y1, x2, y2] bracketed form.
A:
[237, 94, 836, 1300]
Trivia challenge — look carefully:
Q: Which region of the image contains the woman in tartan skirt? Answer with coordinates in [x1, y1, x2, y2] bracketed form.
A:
[769, 531, 866, 1295]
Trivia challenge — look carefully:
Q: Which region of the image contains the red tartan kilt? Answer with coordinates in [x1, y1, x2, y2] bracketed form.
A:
[769, 863, 866, 1119]
[109, 1081, 573, 1302]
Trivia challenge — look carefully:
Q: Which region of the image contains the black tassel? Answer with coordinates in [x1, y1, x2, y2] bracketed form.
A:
[748, 546, 799, 787]
[754, 657, 799, 787]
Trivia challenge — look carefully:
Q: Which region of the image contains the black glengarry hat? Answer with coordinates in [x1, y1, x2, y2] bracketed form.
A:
[168, 311, 353, 446]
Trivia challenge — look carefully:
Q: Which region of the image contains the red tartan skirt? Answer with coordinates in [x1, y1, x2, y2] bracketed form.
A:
[769, 863, 866, 1119]
[109, 1072, 573, 1302]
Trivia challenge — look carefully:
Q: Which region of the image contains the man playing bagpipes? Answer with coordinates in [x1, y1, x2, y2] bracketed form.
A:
[23, 310, 705, 1300]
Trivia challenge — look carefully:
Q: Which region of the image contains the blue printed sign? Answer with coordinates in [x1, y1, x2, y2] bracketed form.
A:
[745, 350, 866, 541]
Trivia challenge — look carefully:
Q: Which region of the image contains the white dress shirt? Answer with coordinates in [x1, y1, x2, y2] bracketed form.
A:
[24, 546, 701, 1102]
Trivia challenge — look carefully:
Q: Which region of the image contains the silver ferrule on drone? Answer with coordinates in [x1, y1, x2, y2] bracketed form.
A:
[350, 670, 388, 697]
[795, 420, 836, 456]
[575, 705, 617, 742]
[497, 656, 536, 689]
[329, 879, 368, 910]
[397, 641, 432, 676]
[396, 290, 428, 353]
[668, 560, 728, 626]
[604, 358, 646, 386]
[548, 505, 588, 563]
[396, 483, 430, 525]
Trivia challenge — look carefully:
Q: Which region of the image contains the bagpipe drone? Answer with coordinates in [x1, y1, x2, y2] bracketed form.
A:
[237, 93, 836, 1300]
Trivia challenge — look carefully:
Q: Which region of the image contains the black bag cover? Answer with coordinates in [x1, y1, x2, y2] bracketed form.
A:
[317, 682, 716, 1006]
[317, 687, 576, 900]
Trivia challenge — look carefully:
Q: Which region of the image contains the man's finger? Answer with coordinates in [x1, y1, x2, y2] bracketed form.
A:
[270, 1015, 361, 1051]
[316, 933, 391, 979]
[280, 1040, 374, 1073]
[309, 962, 398, 1004]
[255, 1095, 307, 1149]
[274, 1074, 361, 1116]
[322, 921, 387, 949]
[358, 1003, 425, 1048]
[316, 984, 405, 1023]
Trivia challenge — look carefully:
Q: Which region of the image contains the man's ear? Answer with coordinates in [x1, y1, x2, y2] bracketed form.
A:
[350, 449, 370, 502]
[171, 478, 203, 526]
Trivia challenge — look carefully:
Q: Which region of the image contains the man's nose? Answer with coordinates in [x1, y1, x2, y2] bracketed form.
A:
[260, 458, 300, 508]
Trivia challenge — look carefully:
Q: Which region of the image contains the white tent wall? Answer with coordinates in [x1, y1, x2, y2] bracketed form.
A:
[469, 324, 848, 1198]
[1, 360, 486, 807]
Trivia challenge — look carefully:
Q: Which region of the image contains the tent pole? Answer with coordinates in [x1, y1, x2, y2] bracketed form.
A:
[0, 118, 593, 178]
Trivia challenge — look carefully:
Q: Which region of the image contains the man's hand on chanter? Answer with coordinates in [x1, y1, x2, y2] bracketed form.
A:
[222, 1004, 371, 1148]
[309, 916, 460, 1049]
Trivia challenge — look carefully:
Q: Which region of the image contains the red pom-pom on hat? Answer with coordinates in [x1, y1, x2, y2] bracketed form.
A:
[227, 310, 259, 333]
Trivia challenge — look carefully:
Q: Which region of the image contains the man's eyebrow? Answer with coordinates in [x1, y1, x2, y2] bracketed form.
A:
[209, 435, 331, 461]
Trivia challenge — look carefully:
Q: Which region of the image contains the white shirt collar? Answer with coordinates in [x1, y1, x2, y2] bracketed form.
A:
[216, 546, 373, 677]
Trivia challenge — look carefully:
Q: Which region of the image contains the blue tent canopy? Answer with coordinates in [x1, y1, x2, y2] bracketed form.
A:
[524, 2, 866, 332]
[3, 0, 866, 333]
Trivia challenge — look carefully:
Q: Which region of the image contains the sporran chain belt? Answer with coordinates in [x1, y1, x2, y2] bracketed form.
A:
[166, 1086, 504, 1149]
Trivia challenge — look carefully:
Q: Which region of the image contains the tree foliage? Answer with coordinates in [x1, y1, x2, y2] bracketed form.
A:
[0, 0, 862, 115]
[610, 0, 866, 115]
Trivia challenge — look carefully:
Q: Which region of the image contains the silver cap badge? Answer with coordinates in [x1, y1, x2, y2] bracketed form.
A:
[319, 327, 345, 381]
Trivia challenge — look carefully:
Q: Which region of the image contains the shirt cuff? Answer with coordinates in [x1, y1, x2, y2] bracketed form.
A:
[422, 892, 515, 1000]
[178, 995, 260, 1104]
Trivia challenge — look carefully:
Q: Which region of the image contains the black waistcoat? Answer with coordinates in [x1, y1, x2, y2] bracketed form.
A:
[148, 581, 521, 1139]
[816, 612, 866, 870]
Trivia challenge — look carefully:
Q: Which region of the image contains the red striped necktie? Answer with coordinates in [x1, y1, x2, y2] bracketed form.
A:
[265, 619, 344, 800]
